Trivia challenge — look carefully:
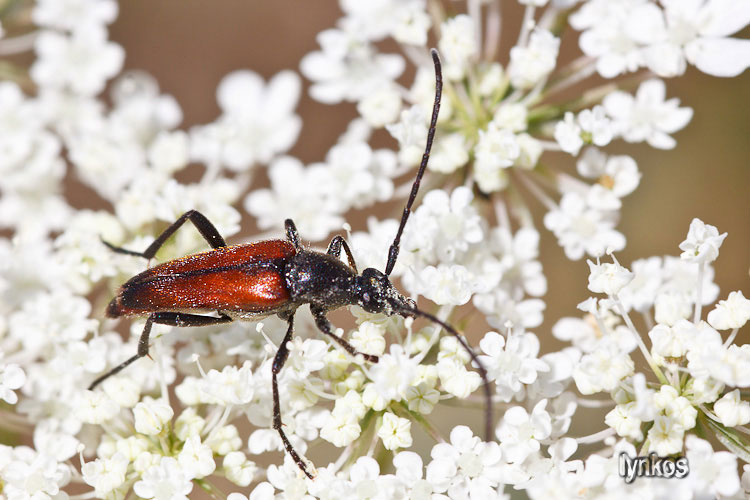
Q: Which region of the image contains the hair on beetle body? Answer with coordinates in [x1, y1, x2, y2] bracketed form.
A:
[92, 49, 493, 479]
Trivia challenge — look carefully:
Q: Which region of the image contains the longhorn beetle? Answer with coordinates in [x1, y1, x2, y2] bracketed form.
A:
[90, 49, 492, 479]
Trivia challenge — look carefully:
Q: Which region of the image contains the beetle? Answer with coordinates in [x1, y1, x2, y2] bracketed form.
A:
[90, 49, 492, 479]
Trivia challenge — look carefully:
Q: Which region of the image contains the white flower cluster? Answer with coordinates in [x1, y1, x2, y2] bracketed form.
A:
[0, 1, 749, 500]
[297, 0, 743, 261]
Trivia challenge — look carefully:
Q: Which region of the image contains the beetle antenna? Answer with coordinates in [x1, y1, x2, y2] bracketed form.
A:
[401, 305, 494, 441]
[384, 48, 442, 276]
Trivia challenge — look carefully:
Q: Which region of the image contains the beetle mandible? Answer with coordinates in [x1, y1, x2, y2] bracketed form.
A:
[90, 49, 492, 479]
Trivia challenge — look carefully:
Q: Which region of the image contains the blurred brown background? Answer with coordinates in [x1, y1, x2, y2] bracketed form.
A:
[109, 1, 750, 344]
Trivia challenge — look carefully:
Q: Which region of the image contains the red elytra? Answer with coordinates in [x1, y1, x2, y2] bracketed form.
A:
[107, 240, 296, 317]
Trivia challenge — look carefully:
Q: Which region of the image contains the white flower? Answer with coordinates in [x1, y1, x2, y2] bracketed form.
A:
[133, 397, 174, 435]
[429, 133, 469, 174]
[356, 84, 402, 127]
[605, 403, 643, 440]
[573, 343, 633, 395]
[318, 141, 397, 211]
[190, 69, 301, 171]
[543, 191, 625, 260]
[654, 385, 697, 430]
[508, 29, 560, 89]
[684, 435, 741, 497]
[403, 382, 440, 415]
[587, 259, 634, 296]
[76, 390, 120, 424]
[577, 148, 641, 210]
[679, 218, 727, 264]
[412, 264, 473, 306]
[427, 426, 503, 496]
[350, 321, 387, 357]
[516, 133, 543, 169]
[653, 291, 692, 326]
[577, 105, 614, 147]
[365, 345, 417, 408]
[244, 156, 343, 241]
[493, 103, 528, 132]
[648, 319, 696, 358]
[340, 0, 428, 43]
[0, 362, 25, 404]
[378, 412, 413, 450]
[647, 415, 684, 455]
[31, 25, 124, 96]
[571, 0, 644, 78]
[177, 436, 216, 479]
[554, 112, 584, 155]
[478, 330, 549, 402]
[200, 361, 254, 406]
[437, 359, 482, 399]
[402, 186, 484, 266]
[174, 408, 206, 441]
[603, 79, 693, 149]
[438, 14, 478, 80]
[32, 0, 118, 31]
[321, 411, 362, 447]
[714, 389, 750, 427]
[266, 456, 310, 497]
[133, 456, 193, 500]
[148, 130, 189, 174]
[2, 448, 72, 499]
[82, 452, 128, 497]
[223, 452, 257, 487]
[627, 0, 750, 77]
[300, 28, 404, 104]
[387, 104, 428, 167]
[393, 451, 435, 498]
[101, 375, 141, 408]
[391, 2, 431, 45]
[474, 122, 519, 193]
[708, 291, 750, 330]
[497, 400, 552, 463]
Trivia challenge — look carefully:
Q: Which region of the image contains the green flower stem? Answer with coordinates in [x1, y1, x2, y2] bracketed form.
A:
[394, 401, 444, 443]
[195, 478, 227, 500]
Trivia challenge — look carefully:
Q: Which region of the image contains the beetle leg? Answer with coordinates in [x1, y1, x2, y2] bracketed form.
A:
[326, 236, 357, 274]
[311, 306, 379, 363]
[103, 210, 227, 259]
[284, 219, 302, 251]
[88, 312, 232, 390]
[271, 315, 314, 479]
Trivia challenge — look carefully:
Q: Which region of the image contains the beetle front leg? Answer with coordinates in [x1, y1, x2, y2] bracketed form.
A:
[326, 236, 357, 274]
[272, 315, 314, 479]
[311, 306, 378, 363]
[103, 210, 227, 259]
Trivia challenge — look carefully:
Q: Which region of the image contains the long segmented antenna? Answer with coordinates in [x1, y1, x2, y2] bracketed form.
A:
[404, 306, 494, 441]
[385, 48, 442, 276]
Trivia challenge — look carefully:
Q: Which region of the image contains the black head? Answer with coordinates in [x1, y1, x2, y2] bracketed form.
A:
[356, 268, 416, 316]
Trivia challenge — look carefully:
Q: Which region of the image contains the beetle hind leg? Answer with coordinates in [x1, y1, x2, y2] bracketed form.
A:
[272, 315, 315, 479]
[88, 312, 233, 390]
[103, 210, 227, 260]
